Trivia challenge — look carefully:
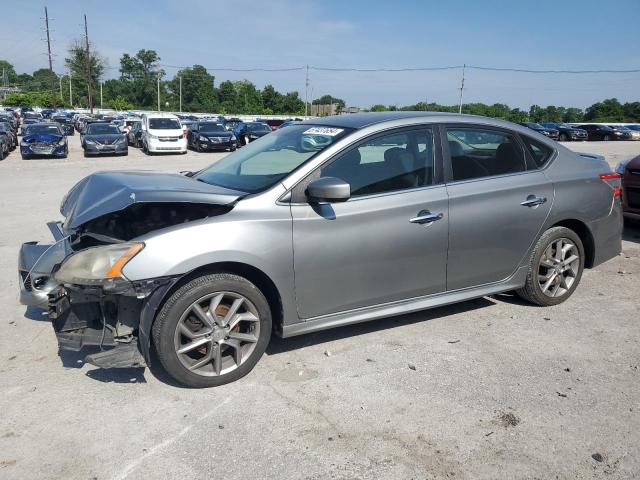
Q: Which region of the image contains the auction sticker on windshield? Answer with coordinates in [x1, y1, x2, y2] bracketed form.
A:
[303, 127, 344, 136]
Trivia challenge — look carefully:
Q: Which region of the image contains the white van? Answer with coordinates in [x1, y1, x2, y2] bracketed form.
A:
[141, 113, 187, 154]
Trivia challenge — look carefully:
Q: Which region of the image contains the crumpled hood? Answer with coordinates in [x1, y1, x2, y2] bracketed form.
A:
[60, 171, 246, 231]
[22, 133, 63, 143]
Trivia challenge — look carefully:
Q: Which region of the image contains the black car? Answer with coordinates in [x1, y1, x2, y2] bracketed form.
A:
[518, 122, 560, 140]
[127, 121, 143, 147]
[81, 122, 128, 157]
[237, 122, 272, 146]
[607, 125, 634, 140]
[188, 121, 237, 152]
[20, 123, 68, 159]
[578, 124, 625, 141]
[51, 116, 75, 136]
[540, 123, 587, 142]
[0, 121, 18, 150]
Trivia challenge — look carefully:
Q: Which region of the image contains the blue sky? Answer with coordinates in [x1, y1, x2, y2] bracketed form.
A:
[1, 0, 638, 109]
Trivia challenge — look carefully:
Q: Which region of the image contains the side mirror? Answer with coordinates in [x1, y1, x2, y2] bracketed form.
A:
[306, 177, 351, 203]
[180, 170, 195, 177]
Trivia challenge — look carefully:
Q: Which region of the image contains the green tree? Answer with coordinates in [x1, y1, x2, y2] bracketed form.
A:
[112, 95, 134, 111]
[217, 80, 236, 112]
[168, 65, 216, 112]
[370, 104, 387, 112]
[0, 60, 18, 84]
[584, 98, 625, 122]
[65, 39, 105, 110]
[262, 84, 283, 114]
[118, 49, 164, 108]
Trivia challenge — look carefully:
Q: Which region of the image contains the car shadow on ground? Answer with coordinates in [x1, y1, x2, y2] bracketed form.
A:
[623, 220, 640, 244]
[23, 306, 49, 321]
[266, 297, 495, 356]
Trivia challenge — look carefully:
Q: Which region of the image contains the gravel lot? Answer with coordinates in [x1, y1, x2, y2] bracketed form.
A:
[0, 136, 639, 480]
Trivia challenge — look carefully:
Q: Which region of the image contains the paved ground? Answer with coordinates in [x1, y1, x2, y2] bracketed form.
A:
[0, 136, 638, 480]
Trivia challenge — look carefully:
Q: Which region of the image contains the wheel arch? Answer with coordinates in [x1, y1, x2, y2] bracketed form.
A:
[147, 261, 284, 339]
[550, 219, 595, 268]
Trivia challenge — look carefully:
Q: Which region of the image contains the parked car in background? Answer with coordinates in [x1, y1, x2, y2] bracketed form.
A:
[236, 121, 272, 146]
[0, 121, 18, 150]
[127, 121, 143, 147]
[20, 123, 68, 159]
[608, 125, 638, 140]
[188, 121, 237, 152]
[0, 111, 19, 132]
[278, 119, 303, 129]
[579, 124, 623, 141]
[81, 122, 128, 157]
[18, 112, 623, 387]
[616, 154, 640, 221]
[223, 118, 243, 132]
[141, 113, 187, 154]
[540, 123, 587, 142]
[180, 119, 196, 138]
[51, 116, 75, 136]
[256, 118, 285, 131]
[518, 122, 559, 140]
[0, 126, 12, 159]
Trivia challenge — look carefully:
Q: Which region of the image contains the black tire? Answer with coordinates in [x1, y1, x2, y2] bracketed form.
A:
[152, 273, 272, 388]
[0, 146, 5, 160]
[559, 133, 568, 142]
[516, 226, 585, 306]
[230, 145, 237, 152]
[196, 142, 202, 153]
[603, 135, 610, 141]
[83, 150, 89, 158]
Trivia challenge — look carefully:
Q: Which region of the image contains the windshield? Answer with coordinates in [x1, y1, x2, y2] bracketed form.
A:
[87, 123, 121, 135]
[199, 123, 225, 133]
[249, 123, 271, 133]
[149, 118, 181, 129]
[25, 124, 61, 135]
[195, 124, 352, 193]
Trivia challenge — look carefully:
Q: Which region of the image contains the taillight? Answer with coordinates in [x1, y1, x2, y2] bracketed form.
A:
[599, 173, 621, 181]
[599, 173, 622, 198]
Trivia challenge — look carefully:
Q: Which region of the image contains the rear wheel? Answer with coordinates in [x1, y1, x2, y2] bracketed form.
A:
[516, 227, 584, 306]
[153, 273, 272, 388]
[559, 133, 568, 141]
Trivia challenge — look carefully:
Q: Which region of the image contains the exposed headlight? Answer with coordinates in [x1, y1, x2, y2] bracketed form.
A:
[55, 242, 144, 286]
[615, 159, 630, 175]
[199, 135, 209, 142]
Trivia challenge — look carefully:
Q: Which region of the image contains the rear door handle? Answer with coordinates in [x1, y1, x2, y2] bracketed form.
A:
[409, 211, 444, 224]
[520, 196, 547, 207]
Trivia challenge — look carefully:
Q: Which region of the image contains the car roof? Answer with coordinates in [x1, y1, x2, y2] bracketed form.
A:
[304, 111, 512, 129]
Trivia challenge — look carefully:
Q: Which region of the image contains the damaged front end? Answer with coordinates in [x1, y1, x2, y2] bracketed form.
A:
[18, 170, 244, 368]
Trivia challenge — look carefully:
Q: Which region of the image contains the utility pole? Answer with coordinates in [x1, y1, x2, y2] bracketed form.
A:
[304, 64, 309, 117]
[100, 81, 103, 110]
[44, 7, 56, 108]
[458, 63, 466, 115]
[84, 14, 93, 114]
[59, 75, 63, 100]
[2, 68, 6, 87]
[157, 72, 161, 112]
[179, 75, 182, 113]
[68, 70, 73, 107]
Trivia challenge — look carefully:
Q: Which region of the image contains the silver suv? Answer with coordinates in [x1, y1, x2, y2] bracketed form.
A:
[19, 112, 623, 387]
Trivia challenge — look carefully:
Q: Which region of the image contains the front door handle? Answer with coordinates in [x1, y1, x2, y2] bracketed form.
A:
[520, 196, 547, 208]
[409, 210, 444, 224]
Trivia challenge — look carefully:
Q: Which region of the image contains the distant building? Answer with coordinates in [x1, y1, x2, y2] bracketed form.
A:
[342, 106, 360, 114]
[310, 103, 337, 116]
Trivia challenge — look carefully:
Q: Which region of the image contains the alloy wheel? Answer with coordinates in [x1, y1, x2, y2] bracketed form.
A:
[537, 238, 580, 297]
[173, 291, 261, 376]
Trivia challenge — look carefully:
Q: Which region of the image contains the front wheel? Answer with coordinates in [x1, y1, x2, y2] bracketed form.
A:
[559, 133, 568, 141]
[152, 273, 272, 388]
[516, 226, 584, 306]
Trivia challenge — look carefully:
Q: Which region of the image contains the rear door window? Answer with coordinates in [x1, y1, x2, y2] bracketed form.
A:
[446, 127, 527, 181]
[520, 135, 554, 168]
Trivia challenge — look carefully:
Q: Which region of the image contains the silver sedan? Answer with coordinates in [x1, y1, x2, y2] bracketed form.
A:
[19, 112, 623, 387]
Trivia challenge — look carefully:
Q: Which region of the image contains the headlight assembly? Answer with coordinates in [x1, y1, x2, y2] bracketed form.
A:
[55, 242, 144, 286]
[58, 138, 66, 146]
[199, 135, 209, 142]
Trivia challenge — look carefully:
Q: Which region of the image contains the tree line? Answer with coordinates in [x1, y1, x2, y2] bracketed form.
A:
[1, 46, 639, 122]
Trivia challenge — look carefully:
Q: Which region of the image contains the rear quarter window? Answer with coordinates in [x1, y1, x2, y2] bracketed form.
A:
[521, 135, 554, 168]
